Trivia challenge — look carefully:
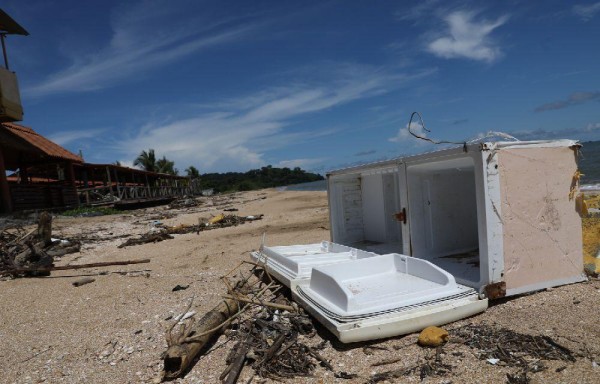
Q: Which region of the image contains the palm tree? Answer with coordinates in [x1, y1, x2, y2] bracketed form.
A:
[156, 156, 178, 175]
[185, 166, 200, 178]
[134, 149, 157, 172]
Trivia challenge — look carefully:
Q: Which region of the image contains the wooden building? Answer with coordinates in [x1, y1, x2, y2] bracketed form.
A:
[0, 122, 83, 212]
[0, 123, 202, 213]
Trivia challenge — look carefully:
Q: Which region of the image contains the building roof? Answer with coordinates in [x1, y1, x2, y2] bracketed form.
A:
[0, 122, 83, 165]
[0, 9, 29, 35]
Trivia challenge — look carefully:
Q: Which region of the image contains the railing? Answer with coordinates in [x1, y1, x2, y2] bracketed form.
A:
[77, 182, 203, 205]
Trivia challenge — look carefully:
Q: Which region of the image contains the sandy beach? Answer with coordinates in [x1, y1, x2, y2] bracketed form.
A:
[1, 189, 599, 384]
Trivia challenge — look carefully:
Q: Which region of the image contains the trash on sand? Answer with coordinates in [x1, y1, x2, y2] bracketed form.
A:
[418, 326, 449, 347]
[172, 284, 189, 292]
[1, 212, 90, 278]
[161, 260, 344, 382]
[169, 197, 200, 209]
[174, 310, 196, 322]
[452, 324, 575, 380]
[208, 214, 225, 225]
[118, 232, 173, 248]
[72, 277, 96, 287]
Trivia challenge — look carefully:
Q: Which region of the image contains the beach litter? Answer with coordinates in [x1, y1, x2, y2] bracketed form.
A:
[161, 260, 345, 383]
[72, 277, 95, 287]
[1, 212, 145, 278]
[169, 197, 201, 209]
[118, 232, 173, 248]
[452, 324, 576, 382]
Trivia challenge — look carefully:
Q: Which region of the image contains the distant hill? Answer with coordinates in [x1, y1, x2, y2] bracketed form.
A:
[580, 141, 600, 185]
[200, 166, 324, 193]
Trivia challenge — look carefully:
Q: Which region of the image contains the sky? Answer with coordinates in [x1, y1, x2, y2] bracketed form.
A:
[2, 0, 600, 174]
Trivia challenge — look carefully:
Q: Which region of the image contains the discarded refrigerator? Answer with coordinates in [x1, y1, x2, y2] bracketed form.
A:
[252, 140, 586, 342]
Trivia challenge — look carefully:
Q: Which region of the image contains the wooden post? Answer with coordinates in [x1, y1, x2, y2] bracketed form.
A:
[0, 148, 12, 213]
[106, 166, 114, 198]
[65, 162, 75, 186]
[145, 174, 151, 197]
[113, 168, 120, 198]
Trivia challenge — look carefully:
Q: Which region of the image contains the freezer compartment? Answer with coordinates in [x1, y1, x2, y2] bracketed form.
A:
[251, 241, 377, 288]
[295, 253, 477, 318]
[329, 169, 403, 254]
[406, 156, 482, 286]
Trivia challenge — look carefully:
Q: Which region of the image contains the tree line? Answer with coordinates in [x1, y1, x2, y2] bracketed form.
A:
[131, 149, 323, 192]
[201, 165, 324, 193]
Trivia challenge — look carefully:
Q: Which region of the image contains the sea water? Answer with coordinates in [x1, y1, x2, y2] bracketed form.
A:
[580, 140, 600, 190]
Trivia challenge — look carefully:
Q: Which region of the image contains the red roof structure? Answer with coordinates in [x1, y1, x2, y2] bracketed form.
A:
[0, 122, 82, 168]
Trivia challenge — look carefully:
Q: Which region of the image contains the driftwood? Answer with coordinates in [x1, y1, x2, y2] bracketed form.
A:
[1, 212, 84, 278]
[118, 232, 174, 248]
[162, 287, 246, 380]
[160, 261, 344, 382]
[221, 294, 295, 312]
[37, 211, 52, 246]
[9, 258, 151, 274]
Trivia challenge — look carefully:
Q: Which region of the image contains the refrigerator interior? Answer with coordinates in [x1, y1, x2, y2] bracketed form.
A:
[406, 156, 481, 286]
[329, 170, 403, 254]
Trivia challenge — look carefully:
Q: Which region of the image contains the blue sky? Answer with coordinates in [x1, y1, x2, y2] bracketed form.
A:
[3, 0, 600, 174]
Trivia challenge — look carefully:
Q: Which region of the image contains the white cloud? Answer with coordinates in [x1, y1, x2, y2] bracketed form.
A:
[396, 0, 441, 23]
[277, 158, 325, 169]
[48, 128, 106, 146]
[389, 120, 426, 143]
[24, 0, 260, 97]
[586, 122, 600, 131]
[427, 11, 509, 63]
[573, 2, 600, 21]
[114, 65, 435, 172]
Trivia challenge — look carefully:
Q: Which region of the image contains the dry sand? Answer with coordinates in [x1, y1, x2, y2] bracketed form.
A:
[1, 189, 599, 384]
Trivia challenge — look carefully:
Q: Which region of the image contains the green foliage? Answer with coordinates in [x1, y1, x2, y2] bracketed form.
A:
[201, 166, 324, 193]
[156, 156, 178, 175]
[61, 206, 121, 217]
[134, 149, 178, 175]
[134, 149, 157, 172]
[185, 165, 200, 178]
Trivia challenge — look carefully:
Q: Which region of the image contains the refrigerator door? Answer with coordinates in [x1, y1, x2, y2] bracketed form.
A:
[293, 253, 487, 343]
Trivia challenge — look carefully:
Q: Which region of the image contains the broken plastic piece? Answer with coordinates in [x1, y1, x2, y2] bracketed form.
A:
[208, 214, 225, 224]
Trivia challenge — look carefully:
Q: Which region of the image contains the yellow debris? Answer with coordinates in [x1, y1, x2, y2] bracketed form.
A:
[208, 214, 225, 224]
[418, 326, 449, 347]
[576, 193, 589, 217]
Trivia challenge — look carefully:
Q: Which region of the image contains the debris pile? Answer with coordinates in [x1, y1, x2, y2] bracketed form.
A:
[1, 212, 80, 278]
[119, 214, 264, 247]
[453, 324, 576, 383]
[368, 347, 452, 383]
[1, 211, 151, 278]
[168, 197, 202, 210]
[117, 232, 174, 248]
[161, 261, 338, 383]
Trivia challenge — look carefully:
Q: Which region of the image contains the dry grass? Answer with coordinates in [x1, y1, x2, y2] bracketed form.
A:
[583, 193, 600, 272]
